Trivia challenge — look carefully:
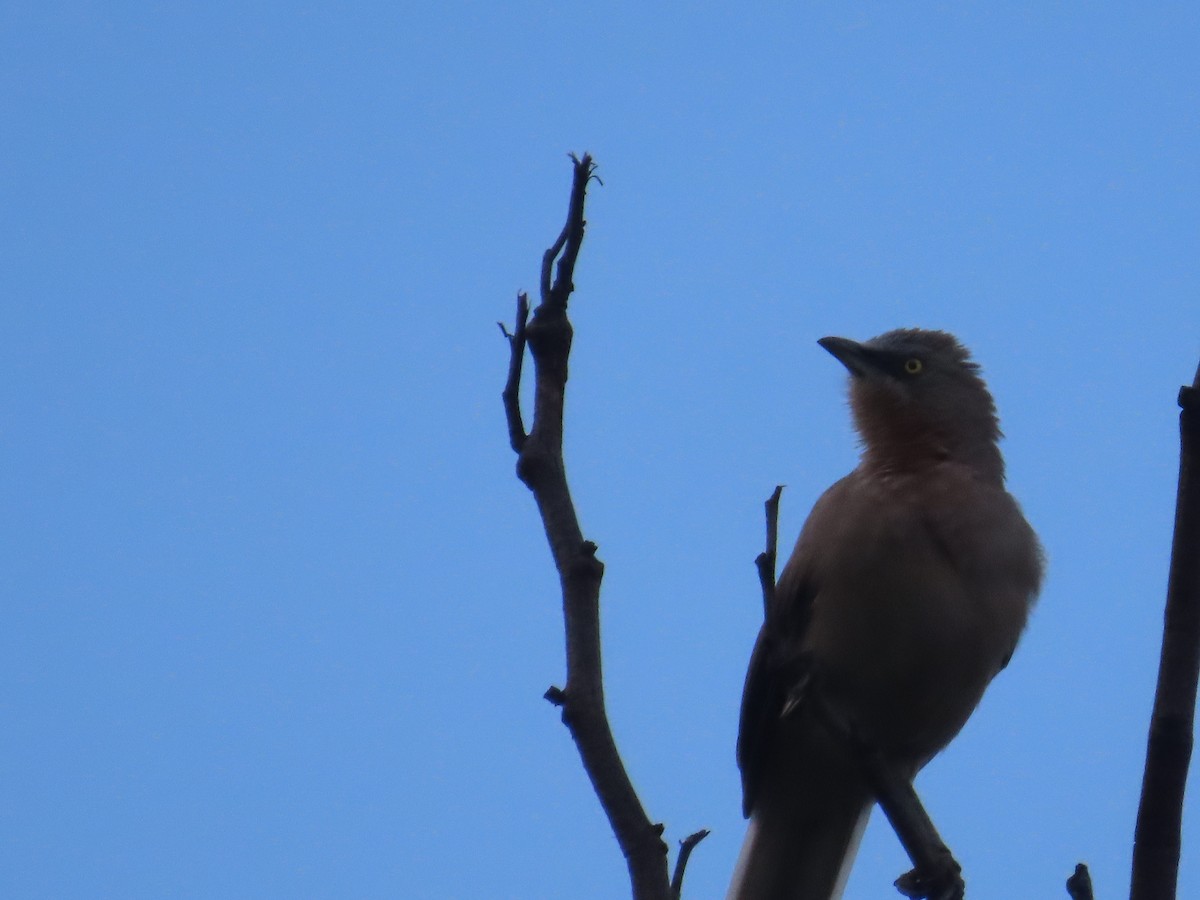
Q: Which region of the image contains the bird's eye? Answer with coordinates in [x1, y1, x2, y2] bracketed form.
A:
[904, 358, 923, 375]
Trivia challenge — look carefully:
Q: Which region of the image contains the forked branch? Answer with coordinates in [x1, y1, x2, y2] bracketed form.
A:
[501, 155, 683, 900]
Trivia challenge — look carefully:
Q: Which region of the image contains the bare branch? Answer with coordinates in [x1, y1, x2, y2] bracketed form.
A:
[499, 292, 530, 452]
[1131, 360, 1200, 900]
[540, 152, 597, 308]
[755, 485, 784, 617]
[539, 223, 568, 304]
[670, 829, 711, 900]
[503, 154, 671, 900]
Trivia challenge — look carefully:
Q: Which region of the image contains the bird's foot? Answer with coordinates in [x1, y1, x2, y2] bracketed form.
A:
[894, 858, 964, 900]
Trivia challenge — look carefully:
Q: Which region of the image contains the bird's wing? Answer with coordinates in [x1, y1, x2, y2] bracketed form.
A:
[736, 560, 817, 818]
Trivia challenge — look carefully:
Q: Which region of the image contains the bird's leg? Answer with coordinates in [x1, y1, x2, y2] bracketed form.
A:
[855, 744, 964, 900]
[807, 693, 964, 900]
[895, 864, 964, 900]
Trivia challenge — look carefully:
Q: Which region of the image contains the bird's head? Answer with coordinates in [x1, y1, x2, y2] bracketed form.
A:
[819, 328, 1004, 481]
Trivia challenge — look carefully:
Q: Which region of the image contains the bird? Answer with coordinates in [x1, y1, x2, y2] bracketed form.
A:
[727, 329, 1043, 900]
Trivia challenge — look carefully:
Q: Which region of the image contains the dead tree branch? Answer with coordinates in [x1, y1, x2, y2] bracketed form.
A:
[1131, 359, 1200, 900]
[755, 485, 784, 618]
[670, 829, 711, 900]
[501, 155, 672, 900]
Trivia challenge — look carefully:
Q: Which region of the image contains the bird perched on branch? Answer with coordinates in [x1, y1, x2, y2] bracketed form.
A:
[727, 329, 1043, 900]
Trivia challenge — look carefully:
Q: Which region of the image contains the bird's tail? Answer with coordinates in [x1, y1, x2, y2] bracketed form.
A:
[725, 783, 870, 900]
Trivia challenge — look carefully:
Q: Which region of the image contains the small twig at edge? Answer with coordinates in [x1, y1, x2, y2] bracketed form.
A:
[755, 485, 784, 617]
[670, 829, 711, 900]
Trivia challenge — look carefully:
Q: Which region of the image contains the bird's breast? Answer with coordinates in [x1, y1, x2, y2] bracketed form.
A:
[793, 469, 1035, 764]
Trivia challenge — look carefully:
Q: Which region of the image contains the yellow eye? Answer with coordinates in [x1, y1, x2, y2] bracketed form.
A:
[904, 358, 923, 375]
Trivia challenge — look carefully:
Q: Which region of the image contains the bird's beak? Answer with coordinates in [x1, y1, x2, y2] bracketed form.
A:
[818, 336, 876, 377]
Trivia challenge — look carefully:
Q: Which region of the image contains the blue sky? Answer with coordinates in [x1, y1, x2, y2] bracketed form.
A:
[3, 2, 1198, 898]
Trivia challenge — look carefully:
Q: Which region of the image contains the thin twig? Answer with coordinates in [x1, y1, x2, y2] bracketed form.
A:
[755, 485, 784, 617]
[670, 829, 711, 899]
[539, 223, 568, 304]
[1131, 361, 1200, 900]
[499, 292, 530, 452]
